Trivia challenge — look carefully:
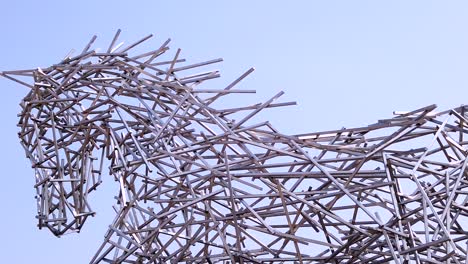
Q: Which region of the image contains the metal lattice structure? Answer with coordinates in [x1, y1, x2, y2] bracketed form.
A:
[3, 31, 468, 263]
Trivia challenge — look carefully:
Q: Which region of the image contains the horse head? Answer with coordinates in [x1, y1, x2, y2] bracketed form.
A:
[16, 64, 111, 235]
[9, 31, 224, 236]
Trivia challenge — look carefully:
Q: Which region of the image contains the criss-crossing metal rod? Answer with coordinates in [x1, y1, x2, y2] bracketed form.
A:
[3, 31, 468, 263]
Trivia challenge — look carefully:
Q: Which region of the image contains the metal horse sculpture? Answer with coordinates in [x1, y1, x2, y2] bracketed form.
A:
[3, 31, 468, 263]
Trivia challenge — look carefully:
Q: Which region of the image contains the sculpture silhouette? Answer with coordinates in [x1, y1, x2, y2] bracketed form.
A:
[3, 31, 468, 263]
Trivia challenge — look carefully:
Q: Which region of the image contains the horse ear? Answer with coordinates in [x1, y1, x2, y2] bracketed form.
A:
[0, 71, 36, 90]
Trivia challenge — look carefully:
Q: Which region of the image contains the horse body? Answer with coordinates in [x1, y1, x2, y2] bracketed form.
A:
[3, 32, 468, 263]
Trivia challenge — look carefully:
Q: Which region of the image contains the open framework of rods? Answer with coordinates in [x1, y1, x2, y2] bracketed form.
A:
[2, 30, 468, 263]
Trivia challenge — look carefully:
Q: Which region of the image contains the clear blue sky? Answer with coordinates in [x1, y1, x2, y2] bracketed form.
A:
[1, 1, 468, 263]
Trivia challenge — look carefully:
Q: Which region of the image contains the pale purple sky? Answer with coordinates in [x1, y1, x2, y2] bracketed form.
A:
[1, 1, 468, 263]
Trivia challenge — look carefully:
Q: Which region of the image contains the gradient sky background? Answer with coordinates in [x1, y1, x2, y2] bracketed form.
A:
[1, 1, 468, 263]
